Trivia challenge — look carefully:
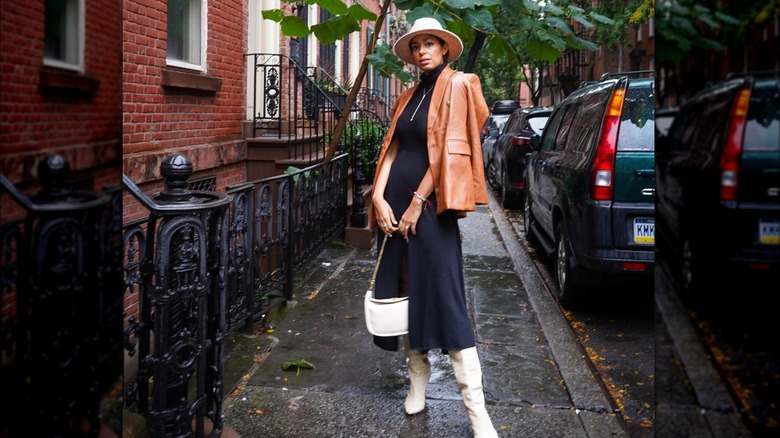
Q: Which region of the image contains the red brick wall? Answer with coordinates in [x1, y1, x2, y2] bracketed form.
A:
[122, 0, 248, 192]
[1, 0, 122, 219]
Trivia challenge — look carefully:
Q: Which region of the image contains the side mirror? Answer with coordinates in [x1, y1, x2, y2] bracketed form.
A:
[488, 127, 499, 137]
[530, 134, 541, 151]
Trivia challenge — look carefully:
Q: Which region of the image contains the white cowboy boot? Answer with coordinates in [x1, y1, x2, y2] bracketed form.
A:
[449, 347, 498, 438]
[403, 336, 431, 415]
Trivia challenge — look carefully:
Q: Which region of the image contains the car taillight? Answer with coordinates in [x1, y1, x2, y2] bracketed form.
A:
[512, 136, 531, 146]
[719, 88, 750, 201]
[590, 88, 624, 200]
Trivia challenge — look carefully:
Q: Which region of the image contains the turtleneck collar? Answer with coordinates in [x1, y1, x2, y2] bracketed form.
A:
[418, 63, 447, 89]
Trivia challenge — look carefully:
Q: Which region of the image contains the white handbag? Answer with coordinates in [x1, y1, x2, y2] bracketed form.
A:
[364, 234, 409, 337]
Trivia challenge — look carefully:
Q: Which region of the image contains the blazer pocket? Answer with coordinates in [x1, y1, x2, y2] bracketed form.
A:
[447, 139, 471, 156]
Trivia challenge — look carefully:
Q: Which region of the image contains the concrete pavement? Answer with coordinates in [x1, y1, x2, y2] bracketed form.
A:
[218, 188, 753, 437]
[220, 192, 628, 437]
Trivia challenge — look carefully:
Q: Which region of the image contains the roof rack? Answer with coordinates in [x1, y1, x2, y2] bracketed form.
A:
[725, 70, 780, 80]
[599, 70, 655, 80]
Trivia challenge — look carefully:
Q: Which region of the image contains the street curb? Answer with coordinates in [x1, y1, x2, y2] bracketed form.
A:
[486, 192, 629, 436]
[654, 265, 751, 436]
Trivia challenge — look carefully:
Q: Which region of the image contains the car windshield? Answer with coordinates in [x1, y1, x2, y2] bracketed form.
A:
[744, 82, 780, 152]
[617, 83, 655, 152]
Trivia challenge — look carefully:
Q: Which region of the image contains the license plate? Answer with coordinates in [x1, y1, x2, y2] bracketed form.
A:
[634, 217, 654, 244]
[759, 219, 780, 245]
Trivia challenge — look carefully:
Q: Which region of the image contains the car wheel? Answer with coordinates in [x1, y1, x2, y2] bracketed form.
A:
[555, 222, 579, 308]
[523, 194, 538, 246]
[501, 169, 521, 209]
[486, 160, 500, 190]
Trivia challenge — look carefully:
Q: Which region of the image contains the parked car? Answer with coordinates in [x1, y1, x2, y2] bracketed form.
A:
[523, 71, 656, 307]
[480, 114, 509, 170]
[655, 72, 779, 295]
[481, 99, 520, 143]
[487, 106, 553, 209]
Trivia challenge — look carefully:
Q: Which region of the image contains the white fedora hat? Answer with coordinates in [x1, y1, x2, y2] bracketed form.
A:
[393, 17, 464, 65]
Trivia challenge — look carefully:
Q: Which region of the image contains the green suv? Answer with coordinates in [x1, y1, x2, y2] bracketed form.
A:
[523, 71, 656, 307]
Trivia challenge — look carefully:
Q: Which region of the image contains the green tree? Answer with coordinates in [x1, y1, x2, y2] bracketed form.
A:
[263, 0, 621, 158]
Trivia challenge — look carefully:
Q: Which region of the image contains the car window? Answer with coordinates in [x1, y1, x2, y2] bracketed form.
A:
[504, 113, 521, 134]
[554, 103, 579, 152]
[616, 84, 655, 152]
[562, 93, 605, 153]
[744, 83, 780, 152]
[540, 107, 567, 152]
[527, 115, 549, 134]
[494, 115, 510, 133]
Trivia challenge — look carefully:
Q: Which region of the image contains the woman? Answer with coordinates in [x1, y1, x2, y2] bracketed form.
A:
[371, 17, 497, 437]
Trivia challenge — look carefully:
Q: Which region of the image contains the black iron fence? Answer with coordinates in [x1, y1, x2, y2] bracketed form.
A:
[121, 153, 349, 436]
[0, 155, 124, 436]
[244, 52, 392, 161]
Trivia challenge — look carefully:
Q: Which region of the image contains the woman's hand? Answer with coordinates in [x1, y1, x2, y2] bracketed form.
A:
[374, 197, 398, 237]
[398, 200, 425, 241]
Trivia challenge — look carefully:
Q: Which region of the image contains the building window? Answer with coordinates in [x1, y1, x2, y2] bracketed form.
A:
[44, 0, 84, 72]
[167, 0, 205, 70]
[649, 17, 654, 38]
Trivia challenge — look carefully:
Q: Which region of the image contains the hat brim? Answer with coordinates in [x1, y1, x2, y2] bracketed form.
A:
[393, 27, 463, 65]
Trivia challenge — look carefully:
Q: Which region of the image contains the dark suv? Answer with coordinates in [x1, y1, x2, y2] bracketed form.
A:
[656, 72, 779, 295]
[487, 106, 552, 208]
[523, 72, 656, 307]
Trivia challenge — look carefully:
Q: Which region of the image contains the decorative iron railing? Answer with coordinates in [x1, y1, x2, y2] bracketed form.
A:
[0, 155, 123, 437]
[244, 52, 392, 163]
[121, 153, 349, 436]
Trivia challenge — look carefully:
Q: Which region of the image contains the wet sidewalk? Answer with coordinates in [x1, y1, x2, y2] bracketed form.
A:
[219, 194, 628, 437]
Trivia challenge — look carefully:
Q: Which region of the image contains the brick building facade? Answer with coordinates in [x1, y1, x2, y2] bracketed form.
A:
[122, 0, 249, 223]
[1, 0, 122, 218]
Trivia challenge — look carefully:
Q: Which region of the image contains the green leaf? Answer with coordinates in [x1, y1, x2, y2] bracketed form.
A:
[545, 16, 573, 35]
[474, 0, 502, 6]
[314, 0, 349, 15]
[567, 35, 599, 51]
[543, 3, 564, 16]
[527, 37, 561, 64]
[522, 0, 541, 13]
[486, 35, 514, 62]
[394, 0, 423, 11]
[280, 16, 310, 38]
[311, 16, 361, 44]
[348, 4, 377, 21]
[443, 0, 481, 9]
[262, 9, 285, 22]
[570, 12, 593, 29]
[282, 359, 316, 376]
[462, 8, 495, 32]
[366, 45, 414, 84]
[714, 11, 741, 26]
[588, 11, 615, 25]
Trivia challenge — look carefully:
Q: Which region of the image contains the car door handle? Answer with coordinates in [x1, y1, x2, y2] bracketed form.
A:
[635, 169, 654, 176]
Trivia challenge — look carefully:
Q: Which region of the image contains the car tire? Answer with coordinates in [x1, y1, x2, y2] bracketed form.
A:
[486, 160, 500, 190]
[523, 194, 538, 246]
[555, 222, 579, 308]
[501, 168, 521, 209]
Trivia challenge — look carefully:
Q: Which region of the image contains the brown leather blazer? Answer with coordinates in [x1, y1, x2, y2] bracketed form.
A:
[373, 66, 489, 216]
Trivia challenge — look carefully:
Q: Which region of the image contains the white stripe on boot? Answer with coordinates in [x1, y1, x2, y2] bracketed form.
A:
[403, 335, 431, 415]
[449, 347, 498, 438]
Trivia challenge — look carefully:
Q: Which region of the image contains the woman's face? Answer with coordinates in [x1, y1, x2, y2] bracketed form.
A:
[409, 34, 447, 72]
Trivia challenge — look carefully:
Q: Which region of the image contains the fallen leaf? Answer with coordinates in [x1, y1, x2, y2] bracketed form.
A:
[282, 359, 315, 375]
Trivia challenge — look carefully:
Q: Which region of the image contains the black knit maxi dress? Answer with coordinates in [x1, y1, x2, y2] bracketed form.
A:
[373, 66, 475, 353]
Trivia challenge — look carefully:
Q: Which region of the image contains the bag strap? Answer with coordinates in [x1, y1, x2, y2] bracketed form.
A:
[368, 234, 389, 296]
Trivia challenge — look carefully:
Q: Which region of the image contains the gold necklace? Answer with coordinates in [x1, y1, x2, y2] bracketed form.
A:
[410, 86, 433, 121]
